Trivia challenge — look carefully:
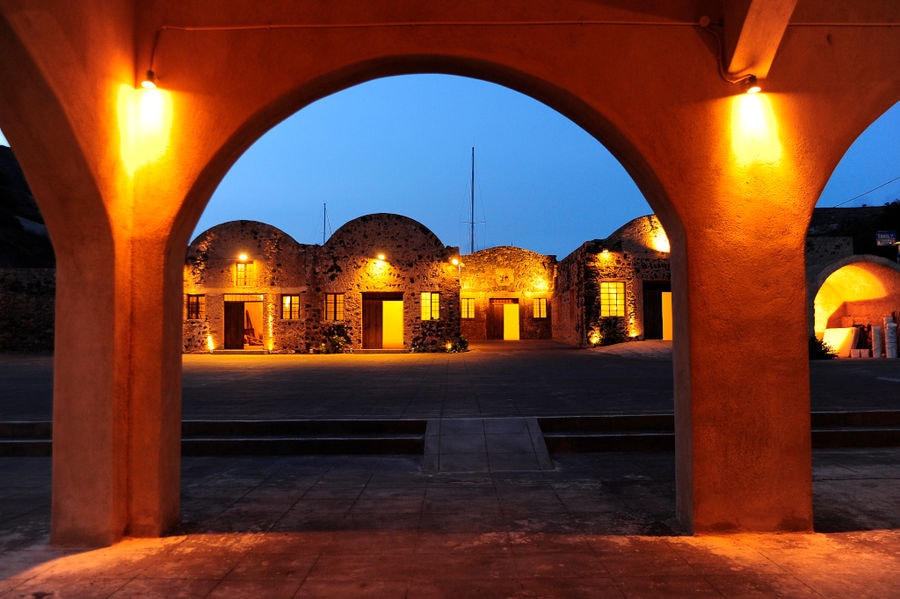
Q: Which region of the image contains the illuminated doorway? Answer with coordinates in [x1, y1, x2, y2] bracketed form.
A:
[488, 298, 520, 340]
[643, 281, 672, 340]
[223, 294, 264, 349]
[362, 292, 404, 349]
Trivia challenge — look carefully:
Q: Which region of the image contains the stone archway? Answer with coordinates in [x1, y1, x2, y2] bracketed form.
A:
[2, 2, 899, 545]
[812, 256, 900, 353]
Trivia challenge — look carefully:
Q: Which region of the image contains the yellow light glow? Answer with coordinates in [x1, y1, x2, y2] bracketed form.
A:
[588, 330, 601, 346]
[206, 335, 215, 352]
[117, 84, 173, 175]
[238, 253, 248, 262]
[650, 230, 670, 253]
[731, 93, 782, 166]
[451, 258, 459, 266]
[445, 341, 453, 351]
[376, 253, 386, 261]
[814, 263, 891, 334]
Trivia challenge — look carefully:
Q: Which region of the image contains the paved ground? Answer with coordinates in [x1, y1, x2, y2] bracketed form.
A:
[3, 340, 900, 420]
[0, 341, 898, 597]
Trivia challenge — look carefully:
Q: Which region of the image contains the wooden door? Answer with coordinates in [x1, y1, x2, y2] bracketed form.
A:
[224, 302, 245, 349]
[362, 296, 383, 349]
[488, 298, 518, 340]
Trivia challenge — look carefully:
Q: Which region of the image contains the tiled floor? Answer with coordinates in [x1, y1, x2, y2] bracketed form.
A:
[1, 449, 898, 597]
[1, 343, 898, 597]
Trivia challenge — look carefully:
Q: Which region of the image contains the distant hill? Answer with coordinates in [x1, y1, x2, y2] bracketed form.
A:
[0, 146, 55, 267]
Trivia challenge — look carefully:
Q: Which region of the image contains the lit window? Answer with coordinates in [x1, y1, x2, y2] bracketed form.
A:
[461, 297, 475, 319]
[533, 298, 548, 319]
[600, 281, 625, 317]
[325, 293, 344, 321]
[282, 295, 300, 320]
[235, 261, 254, 286]
[186, 294, 205, 320]
[421, 292, 440, 320]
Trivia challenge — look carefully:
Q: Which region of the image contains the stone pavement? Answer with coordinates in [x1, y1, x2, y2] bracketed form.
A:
[0, 341, 898, 597]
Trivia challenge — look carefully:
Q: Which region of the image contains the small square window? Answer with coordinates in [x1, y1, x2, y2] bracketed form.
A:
[421, 292, 440, 320]
[600, 281, 625, 317]
[325, 293, 344, 321]
[461, 297, 475, 319]
[186, 294, 205, 320]
[235, 261, 254, 286]
[282, 295, 300, 319]
[533, 298, 548, 319]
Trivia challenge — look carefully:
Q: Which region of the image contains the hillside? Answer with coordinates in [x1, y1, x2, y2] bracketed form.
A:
[0, 146, 55, 267]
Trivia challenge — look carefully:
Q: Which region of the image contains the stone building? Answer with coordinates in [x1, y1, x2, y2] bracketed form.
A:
[806, 206, 900, 356]
[458, 246, 556, 341]
[554, 215, 672, 347]
[5, 0, 895, 544]
[183, 213, 461, 353]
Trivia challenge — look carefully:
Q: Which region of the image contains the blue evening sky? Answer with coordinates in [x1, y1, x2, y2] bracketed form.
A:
[1, 76, 897, 257]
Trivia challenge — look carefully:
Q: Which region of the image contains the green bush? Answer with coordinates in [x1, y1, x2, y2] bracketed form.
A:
[321, 323, 350, 353]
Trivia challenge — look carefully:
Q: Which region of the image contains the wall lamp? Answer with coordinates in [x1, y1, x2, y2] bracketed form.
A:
[744, 75, 762, 94]
[376, 253, 386, 261]
[141, 70, 158, 89]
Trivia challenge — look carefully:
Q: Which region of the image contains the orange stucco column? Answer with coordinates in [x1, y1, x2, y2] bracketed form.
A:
[667, 97, 814, 531]
[50, 241, 129, 545]
[50, 222, 183, 544]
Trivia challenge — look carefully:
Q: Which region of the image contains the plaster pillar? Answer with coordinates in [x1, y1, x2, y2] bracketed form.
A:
[124, 234, 184, 537]
[51, 239, 129, 545]
[669, 140, 814, 532]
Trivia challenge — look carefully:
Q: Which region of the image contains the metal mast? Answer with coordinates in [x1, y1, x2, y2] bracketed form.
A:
[470, 146, 475, 254]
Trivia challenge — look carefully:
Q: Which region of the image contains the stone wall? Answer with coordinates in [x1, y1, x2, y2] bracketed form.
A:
[0, 268, 55, 351]
[552, 215, 671, 347]
[459, 246, 555, 340]
[184, 220, 315, 353]
[805, 236, 854, 286]
[321, 213, 460, 350]
[184, 214, 461, 352]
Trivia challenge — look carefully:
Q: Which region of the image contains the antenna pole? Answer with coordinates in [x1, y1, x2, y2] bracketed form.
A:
[470, 146, 475, 254]
[322, 202, 326, 244]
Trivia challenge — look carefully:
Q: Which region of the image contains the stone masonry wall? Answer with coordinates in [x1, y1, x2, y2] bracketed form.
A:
[321, 213, 460, 351]
[460, 246, 556, 341]
[0, 268, 55, 351]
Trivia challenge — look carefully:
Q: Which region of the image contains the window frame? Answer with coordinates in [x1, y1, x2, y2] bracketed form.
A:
[421, 291, 441, 321]
[186, 294, 206, 320]
[461, 297, 475, 319]
[599, 281, 626, 318]
[281, 294, 301, 320]
[533, 297, 548, 319]
[324, 293, 345, 321]
[234, 261, 254, 286]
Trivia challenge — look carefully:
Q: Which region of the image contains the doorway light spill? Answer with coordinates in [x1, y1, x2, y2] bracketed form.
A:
[117, 84, 173, 175]
[730, 93, 782, 166]
[206, 334, 215, 352]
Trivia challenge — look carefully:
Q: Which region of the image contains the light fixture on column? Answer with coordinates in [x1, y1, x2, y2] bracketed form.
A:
[141, 70, 157, 89]
[744, 75, 762, 94]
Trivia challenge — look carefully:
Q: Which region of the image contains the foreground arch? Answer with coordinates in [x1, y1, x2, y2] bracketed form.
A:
[1, 2, 898, 544]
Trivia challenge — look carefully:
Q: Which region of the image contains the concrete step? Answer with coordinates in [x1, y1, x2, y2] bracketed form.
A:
[0, 419, 427, 457]
[539, 412, 900, 452]
[181, 419, 427, 456]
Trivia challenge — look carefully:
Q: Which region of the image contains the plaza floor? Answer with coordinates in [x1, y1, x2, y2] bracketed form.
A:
[0, 341, 898, 597]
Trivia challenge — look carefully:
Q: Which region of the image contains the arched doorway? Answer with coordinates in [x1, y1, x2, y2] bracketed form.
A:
[6, 2, 898, 545]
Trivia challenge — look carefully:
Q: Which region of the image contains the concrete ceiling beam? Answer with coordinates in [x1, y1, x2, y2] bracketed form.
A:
[724, 0, 798, 79]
